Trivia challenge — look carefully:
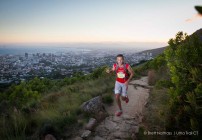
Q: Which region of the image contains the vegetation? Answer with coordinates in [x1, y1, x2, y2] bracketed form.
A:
[137, 31, 202, 139]
[133, 30, 202, 139]
[0, 30, 201, 139]
[0, 66, 115, 139]
[165, 32, 202, 134]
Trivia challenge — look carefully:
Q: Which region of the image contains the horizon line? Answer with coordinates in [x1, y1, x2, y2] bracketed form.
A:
[0, 41, 167, 45]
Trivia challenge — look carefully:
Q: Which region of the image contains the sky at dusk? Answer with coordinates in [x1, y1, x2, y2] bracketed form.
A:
[0, 0, 201, 45]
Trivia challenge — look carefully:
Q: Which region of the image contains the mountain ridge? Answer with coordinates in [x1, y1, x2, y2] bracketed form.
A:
[138, 28, 202, 57]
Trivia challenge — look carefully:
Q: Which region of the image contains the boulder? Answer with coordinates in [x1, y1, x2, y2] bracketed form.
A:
[80, 96, 105, 114]
[81, 130, 91, 139]
[85, 118, 97, 130]
[44, 134, 56, 140]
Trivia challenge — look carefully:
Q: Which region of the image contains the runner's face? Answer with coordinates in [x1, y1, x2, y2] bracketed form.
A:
[116, 57, 124, 65]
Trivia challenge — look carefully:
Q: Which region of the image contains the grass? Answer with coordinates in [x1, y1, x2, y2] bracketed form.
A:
[144, 88, 170, 130]
[0, 75, 115, 139]
[0, 112, 27, 140]
[138, 87, 171, 140]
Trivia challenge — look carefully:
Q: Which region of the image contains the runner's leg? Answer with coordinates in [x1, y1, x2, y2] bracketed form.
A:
[114, 81, 123, 114]
[115, 94, 122, 110]
[121, 83, 129, 103]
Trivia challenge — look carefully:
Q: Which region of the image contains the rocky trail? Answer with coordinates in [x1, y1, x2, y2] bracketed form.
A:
[72, 76, 152, 140]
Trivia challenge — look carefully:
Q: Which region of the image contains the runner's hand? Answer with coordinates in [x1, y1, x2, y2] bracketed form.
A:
[125, 81, 129, 87]
[106, 68, 111, 73]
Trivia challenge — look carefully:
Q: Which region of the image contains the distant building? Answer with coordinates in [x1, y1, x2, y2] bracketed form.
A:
[25, 53, 28, 58]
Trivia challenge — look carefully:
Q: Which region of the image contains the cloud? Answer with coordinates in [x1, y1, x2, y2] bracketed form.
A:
[185, 13, 202, 22]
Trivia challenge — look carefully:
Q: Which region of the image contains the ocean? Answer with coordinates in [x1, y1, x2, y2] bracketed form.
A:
[0, 46, 91, 55]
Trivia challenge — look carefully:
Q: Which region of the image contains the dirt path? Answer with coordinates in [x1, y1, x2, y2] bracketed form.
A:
[89, 76, 152, 140]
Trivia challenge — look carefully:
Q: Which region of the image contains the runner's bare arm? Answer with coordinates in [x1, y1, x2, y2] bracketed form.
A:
[126, 65, 134, 82]
[112, 65, 115, 72]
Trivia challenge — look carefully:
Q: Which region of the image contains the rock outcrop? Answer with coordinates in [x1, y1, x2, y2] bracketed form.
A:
[80, 96, 105, 114]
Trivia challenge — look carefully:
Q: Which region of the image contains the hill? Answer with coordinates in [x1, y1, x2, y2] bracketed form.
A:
[138, 46, 167, 57]
[193, 28, 202, 42]
[137, 28, 202, 58]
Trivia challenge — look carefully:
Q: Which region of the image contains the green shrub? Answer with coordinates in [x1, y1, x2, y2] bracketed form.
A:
[165, 31, 202, 133]
[102, 94, 114, 104]
[155, 80, 173, 89]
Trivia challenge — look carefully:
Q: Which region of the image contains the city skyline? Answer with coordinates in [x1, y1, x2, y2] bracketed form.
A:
[0, 0, 201, 44]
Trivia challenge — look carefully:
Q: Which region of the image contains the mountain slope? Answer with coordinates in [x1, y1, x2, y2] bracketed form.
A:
[138, 46, 167, 57]
[193, 28, 202, 42]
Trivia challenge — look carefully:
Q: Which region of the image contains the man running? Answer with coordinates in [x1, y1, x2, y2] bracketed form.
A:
[106, 54, 134, 116]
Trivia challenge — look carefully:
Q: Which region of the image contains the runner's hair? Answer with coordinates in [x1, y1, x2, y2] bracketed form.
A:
[116, 54, 124, 60]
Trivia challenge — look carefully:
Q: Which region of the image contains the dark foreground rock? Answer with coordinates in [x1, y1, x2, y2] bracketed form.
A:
[80, 96, 105, 114]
